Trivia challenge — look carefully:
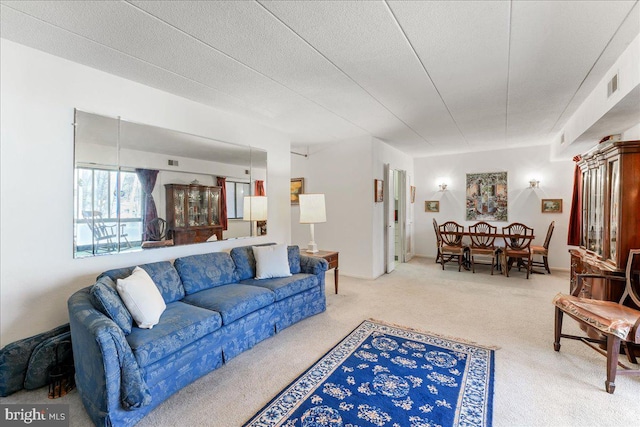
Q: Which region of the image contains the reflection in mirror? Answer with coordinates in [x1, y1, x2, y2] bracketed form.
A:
[73, 110, 267, 258]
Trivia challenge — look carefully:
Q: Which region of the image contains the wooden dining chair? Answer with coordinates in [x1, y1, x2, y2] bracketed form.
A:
[439, 221, 466, 271]
[468, 221, 497, 275]
[501, 222, 534, 278]
[432, 218, 442, 264]
[531, 221, 555, 274]
[553, 249, 640, 393]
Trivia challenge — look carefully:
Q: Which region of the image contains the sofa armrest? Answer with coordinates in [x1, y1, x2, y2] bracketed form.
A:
[300, 256, 329, 276]
[68, 288, 151, 419]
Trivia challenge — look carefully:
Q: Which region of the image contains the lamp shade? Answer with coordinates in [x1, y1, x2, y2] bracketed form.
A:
[242, 196, 268, 221]
[299, 194, 326, 224]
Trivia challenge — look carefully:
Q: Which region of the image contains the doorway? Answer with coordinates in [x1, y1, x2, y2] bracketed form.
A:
[385, 166, 409, 273]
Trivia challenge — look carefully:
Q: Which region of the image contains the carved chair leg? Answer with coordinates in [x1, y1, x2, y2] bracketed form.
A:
[623, 342, 638, 364]
[606, 335, 621, 394]
[543, 255, 550, 274]
[526, 256, 531, 279]
[554, 307, 563, 351]
[490, 255, 494, 275]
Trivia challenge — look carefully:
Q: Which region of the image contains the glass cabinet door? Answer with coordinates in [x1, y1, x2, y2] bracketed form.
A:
[209, 188, 220, 226]
[609, 159, 620, 262]
[198, 187, 210, 226]
[587, 168, 598, 252]
[581, 169, 589, 248]
[173, 188, 186, 228]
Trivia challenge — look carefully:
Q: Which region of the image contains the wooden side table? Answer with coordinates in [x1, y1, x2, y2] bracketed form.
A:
[304, 250, 339, 294]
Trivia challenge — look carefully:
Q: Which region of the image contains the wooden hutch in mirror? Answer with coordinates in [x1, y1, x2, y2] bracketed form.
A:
[570, 140, 640, 303]
[165, 182, 223, 245]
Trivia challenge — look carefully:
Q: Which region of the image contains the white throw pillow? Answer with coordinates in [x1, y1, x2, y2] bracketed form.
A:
[253, 244, 292, 280]
[116, 266, 166, 329]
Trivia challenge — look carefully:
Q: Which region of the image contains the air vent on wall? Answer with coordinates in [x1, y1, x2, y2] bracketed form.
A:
[168, 159, 179, 167]
[607, 73, 618, 98]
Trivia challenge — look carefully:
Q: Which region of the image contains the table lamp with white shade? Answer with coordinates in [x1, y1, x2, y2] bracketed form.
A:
[243, 196, 267, 236]
[299, 193, 326, 253]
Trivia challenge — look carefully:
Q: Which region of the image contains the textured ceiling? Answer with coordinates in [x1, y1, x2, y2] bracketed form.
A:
[1, 0, 638, 157]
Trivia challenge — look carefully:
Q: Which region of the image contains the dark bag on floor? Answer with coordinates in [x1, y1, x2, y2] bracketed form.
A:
[0, 324, 72, 396]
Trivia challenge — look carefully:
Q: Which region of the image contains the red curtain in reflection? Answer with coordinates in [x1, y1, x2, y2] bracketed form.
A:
[567, 156, 582, 246]
[216, 176, 228, 230]
[255, 180, 265, 196]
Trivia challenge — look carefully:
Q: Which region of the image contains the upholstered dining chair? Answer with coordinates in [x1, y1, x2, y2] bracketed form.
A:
[468, 221, 497, 275]
[531, 221, 555, 274]
[501, 222, 534, 278]
[438, 221, 466, 271]
[553, 249, 640, 393]
[432, 218, 442, 264]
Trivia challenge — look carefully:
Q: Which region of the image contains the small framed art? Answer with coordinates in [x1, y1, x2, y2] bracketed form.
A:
[541, 199, 562, 213]
[290, 178, 304, 205]
[425, 201, 440, 213]
[374, 179, 384, 202]
[410, 186, 416, 203]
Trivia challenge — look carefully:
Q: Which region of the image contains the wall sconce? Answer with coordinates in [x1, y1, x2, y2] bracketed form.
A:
[529, 179, 540, 189]
[438, 183, 448, 191]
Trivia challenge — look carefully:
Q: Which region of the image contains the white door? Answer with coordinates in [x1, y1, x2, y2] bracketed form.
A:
[384, 164, 395, 273]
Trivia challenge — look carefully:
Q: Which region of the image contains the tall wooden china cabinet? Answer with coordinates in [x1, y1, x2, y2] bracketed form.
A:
[569, 140, 640, 304]
[165, 183, 223, 245]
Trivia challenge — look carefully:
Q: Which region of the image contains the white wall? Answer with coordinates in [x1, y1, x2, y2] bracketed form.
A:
[554, 34, 640, 158]
[372, 138, 415, 277]
[0, 40, 291, 346]
[291, 136, 413, 279]
[413, 145, 574, 269]
[291, 136, 373, 278]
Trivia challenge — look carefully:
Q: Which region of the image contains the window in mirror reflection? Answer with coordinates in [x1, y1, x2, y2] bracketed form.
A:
[226, 181, 250, 219]
[74, 167, 142, 256]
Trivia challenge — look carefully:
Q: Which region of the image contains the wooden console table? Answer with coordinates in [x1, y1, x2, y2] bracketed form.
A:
[305, 250, 339, 294]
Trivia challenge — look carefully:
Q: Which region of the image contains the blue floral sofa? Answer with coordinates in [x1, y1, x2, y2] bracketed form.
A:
[67, 244, 327, 427]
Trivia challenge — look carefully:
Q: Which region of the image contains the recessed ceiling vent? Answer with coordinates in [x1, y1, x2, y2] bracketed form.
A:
[168, 159, 179, 167]
[607, 73, 619, 98]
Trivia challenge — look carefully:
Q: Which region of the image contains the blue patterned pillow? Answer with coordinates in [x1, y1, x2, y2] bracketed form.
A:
[139, 261, 185, 304]
[288, 245, 301, 274]
[174, 252, 238, 294]
[90, 276, 133, 335]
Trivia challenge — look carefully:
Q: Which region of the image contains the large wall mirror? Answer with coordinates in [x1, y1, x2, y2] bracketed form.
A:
[73, 110, 267, 258]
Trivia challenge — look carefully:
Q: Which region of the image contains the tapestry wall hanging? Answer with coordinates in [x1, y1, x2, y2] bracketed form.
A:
[465, 172, 508, 221]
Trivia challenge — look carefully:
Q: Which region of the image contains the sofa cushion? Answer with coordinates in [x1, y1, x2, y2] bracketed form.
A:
[182, 284, 275, 325]
[288, 245, 301, 274]
[90, 276, 133, 334]
[125, 301, 222, 368]
[231, 243, 300, 280]
[253, 244, 292, 279]
[174, 252, 237, 294]
[240, 274, 318, 302]
[99, 261, 185, 304]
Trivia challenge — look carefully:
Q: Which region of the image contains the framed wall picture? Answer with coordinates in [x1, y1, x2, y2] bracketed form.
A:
[290, 178, 304, 205]
[425, 200, 440, 213]
[374, 179, 384, 202]
[541, 199, 563, 213]
[466, 171, 508, 221]
[410, 186, 416, 203]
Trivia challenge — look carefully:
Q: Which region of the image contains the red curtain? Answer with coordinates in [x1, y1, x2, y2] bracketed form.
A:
[216, 176, 228, 230]
[255, 180, 265, 196]
[567, 156, 582, 246]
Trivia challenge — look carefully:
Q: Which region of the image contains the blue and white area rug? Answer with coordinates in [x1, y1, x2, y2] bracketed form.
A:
[245, 319, 496, 427]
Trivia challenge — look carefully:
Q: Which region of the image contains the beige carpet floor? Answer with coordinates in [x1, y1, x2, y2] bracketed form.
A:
[3, 257, 640, 426]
